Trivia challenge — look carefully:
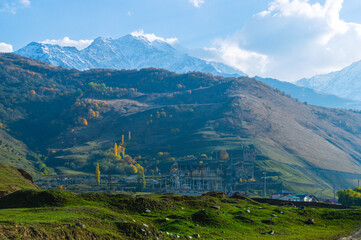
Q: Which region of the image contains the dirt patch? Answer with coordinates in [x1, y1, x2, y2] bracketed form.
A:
[116, 221, 165, 240]
[0, 223, 102, 240]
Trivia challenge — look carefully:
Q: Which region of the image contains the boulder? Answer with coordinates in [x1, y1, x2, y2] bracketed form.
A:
[306, 218, 315, 225]
[210, 205, 221, 210]
[193, 233, 201, 238]
[75, 222, 86, 228]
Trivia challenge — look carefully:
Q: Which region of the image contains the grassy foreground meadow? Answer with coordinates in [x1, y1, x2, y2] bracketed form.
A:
[0, 190, 360, 239]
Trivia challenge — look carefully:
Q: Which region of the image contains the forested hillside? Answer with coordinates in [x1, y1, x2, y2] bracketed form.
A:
[2, 53, 361, 196]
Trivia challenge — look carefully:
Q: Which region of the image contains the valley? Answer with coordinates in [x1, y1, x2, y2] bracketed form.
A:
[1, 53, 361, 197]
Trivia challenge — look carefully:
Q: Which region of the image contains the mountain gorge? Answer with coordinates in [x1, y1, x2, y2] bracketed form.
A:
[2, 53, 361, 196]
[15, 35, 246, 77]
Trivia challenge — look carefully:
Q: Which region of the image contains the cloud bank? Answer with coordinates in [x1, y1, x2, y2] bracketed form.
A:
[205, 0, 361, 81]
[40, 37, 93, 50]
[0, 42, 13, 52]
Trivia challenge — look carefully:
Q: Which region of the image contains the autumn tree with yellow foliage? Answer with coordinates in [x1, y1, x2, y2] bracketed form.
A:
[95, 163, 100, 185]
[114, 143, 118, 157]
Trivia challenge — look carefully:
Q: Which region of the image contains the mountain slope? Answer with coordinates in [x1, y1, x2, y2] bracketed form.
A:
[0, 163, 37, 196]
[15, 35, 246, 77]
[3, 53, 361, 196]
[297, 60, 361, 101]
[256, 77, 361, 109]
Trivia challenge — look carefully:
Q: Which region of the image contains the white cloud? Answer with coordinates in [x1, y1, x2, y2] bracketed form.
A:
[0, 0, 30, 14]
[189, 0, 204, 8]
[208, 0, 361, 81]
[131, 30, 178, 45]
[20, 0, 30, 7]
[40, 37, 93, 50]
[0, 42, 13, 52]
[127, 10, 132, 16]
[204, 39, 268, 76]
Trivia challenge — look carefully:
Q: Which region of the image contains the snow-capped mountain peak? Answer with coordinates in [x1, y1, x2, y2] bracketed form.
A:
[297, 60, 361, 101]
[15, 34, 246, 77]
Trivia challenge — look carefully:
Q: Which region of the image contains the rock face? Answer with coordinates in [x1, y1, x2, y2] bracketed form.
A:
[15, 35, 246, 77]
[17, 169, 34, 183]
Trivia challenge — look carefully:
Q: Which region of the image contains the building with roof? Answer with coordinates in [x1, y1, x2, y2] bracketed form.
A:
[272, 190, 294, 199]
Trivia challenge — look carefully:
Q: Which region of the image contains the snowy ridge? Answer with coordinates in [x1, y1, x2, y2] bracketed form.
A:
[297, 60, 361, 101]
[15, 35, 246, 77]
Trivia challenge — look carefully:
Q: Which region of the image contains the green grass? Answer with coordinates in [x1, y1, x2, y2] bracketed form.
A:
[0, 163, 37, 194]
[0, 130, 37, 174]
[0, 190, 360, 239]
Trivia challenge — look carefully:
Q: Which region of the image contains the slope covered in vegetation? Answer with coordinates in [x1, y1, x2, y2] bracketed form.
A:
[0, 190, 359, 239]
[2, 53, 361, 196]
[0, 163, 37, 196]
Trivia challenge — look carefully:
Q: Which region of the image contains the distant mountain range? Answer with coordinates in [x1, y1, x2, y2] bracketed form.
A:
[297, 60, 361, 101]
[14, 34, 361, 110]
[15, 35, 246, 77]
[256, 77, 361, 110]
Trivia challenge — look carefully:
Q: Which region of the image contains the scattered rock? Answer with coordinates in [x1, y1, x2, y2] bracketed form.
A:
[306, 218, 315, 225]
[261, 230, 274, 235]
[210, 205, 221, 210]
[193, 233, 201, 238]
[144, 209, 151, 213]
[272, 214, 277, 218]
[299, 206, 305, 210]
[246, 210, 251, 213]
[75, 222, 86, 228]
[165, 218, 170, 221]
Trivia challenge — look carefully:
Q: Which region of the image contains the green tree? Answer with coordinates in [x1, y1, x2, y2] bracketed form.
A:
[137, 168, 146, 192]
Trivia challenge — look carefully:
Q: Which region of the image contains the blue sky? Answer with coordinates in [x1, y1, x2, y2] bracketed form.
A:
[2, 0, 361, 81]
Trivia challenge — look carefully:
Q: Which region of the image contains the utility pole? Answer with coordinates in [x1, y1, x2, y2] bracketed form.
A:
[263, 171, 267, 198]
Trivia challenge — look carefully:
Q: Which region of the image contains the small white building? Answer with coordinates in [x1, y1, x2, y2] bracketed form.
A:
[279, 194, 318, 202]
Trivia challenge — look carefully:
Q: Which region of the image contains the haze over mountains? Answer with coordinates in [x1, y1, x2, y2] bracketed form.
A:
[15, 34, 246, 77]
[297, 60, 361, 102]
